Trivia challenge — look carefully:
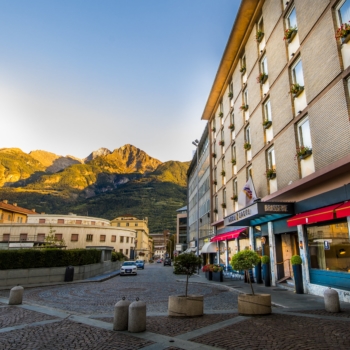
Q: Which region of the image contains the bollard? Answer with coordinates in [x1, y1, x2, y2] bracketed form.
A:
[324, 287, 340, 313]
[9, 286, 24, 305]
[128, 298, 146, 333]
[113, 297, 131, 331]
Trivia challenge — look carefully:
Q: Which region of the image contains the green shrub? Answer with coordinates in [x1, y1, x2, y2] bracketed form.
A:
[261, 255, 270, 264]
[111, 251, 125, 262]
[291, 255, 302, 265]
[0, 249, 101, 270]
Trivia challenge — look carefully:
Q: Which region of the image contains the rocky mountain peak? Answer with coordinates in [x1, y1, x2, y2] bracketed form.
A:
[84, 148, 112, 162]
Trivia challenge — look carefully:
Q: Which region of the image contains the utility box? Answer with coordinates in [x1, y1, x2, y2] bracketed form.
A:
[64, 266, 74, 282]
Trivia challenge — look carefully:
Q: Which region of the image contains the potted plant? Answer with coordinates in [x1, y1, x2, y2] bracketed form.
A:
[335, 22, 350, 44]
[221, 170, 225, 177]
[255, 256, 263, 284]
[283, 26, 297, 43]
[218, 140, 225, 146]
[262, 119, 272, 129]
[212, 180, 217, 185]
[290, 83, 304, 98]
[221, 203, 226, 209]
[218, 112, 224, 118]
[295, 146, 312, 160]
[211, 264, 224, 282]
[202, 264, 213, 280]
[213, 208, 218, 213]
[265, 168, 276, 180]
[291, 255, 304, 294]
[169, 253, 203, 317]
[231, 195, 238, 202]
[231, 158, 236, 165]
[211, 127, 216, 132]
[240, 66, 246, 74]
[261, 255, 271, 287]
[256, 30, 264, 43]
[256, 72, 268, 84]
[228, 124, 235, 130]
[228, 91, 233, 99]
[240, 104, 249, 111]
[231, 250, 271, 315]
[212, 152, 217, 158]
[244, 142, 251, 150]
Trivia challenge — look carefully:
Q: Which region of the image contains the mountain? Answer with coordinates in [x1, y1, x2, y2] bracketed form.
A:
[0, 145, 189, 232]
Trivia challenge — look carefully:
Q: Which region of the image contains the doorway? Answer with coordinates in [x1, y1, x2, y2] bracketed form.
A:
[281, 232, 299, 278]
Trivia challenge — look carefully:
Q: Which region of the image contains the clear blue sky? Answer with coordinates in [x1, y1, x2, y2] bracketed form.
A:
[0, 0, 239, 162]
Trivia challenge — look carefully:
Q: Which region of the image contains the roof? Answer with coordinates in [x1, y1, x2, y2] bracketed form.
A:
[0, 201, 36, 215]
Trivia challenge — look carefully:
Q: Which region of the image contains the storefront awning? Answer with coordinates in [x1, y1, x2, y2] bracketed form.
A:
[210, 228, 247, 242]
[335, 202, 350, 219]
[287, 204, 341, 227]
[201, 242, 217, 253]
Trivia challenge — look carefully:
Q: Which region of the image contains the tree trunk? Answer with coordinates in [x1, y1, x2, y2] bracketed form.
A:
[246, 269, 254, 295]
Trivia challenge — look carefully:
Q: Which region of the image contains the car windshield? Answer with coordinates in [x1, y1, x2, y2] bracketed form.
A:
[123, 262, 135, 266]
[136, 260, 143, 263]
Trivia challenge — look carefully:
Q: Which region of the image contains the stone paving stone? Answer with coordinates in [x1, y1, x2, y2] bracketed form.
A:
[95, 313, 238, 337]
[163, 347, 184, 350]
[0, 306, 58, 328]
[0, 319, 154, 350]
[292, 306, 350, 319]
[189, 314, 350, 350]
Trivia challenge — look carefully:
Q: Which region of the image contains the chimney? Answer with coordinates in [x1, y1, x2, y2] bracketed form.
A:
[3, 200, 8, 204]
[13, 203, 17, 206]
[32, 209, 36, 212]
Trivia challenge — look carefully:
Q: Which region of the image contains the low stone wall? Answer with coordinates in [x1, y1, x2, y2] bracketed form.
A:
[0, 260, 121, 288]
[306, 282, 350, 303]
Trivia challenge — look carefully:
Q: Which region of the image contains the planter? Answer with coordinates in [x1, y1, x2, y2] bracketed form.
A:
[292, 264, 304, 294]
[240, 68, 246, 75]
[263, 121, 272, 129]
[238, 294, 271, 316]
[267, 173, 276, 180]
[287, 29, 297, 44]
[212, 271, 223, 282]
[341, 33, 350, 44]
[260, 74, 268, 84]
[293, 86, 304, 98]
[262, 263, 271, 287]
[205, 271, 213, 280]
[256, 32, 264, 43]
[255, 262, 263, 284]
[299, 149, 312, 160]
[168, 295, 204, 317]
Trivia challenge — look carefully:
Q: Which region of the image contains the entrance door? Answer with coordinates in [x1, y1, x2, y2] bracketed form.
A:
[281, 232, 299, 278]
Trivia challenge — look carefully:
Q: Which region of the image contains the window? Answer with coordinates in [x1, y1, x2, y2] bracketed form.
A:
[39, 219, 46, 224]
[292, 59, 304, 86]
[117, 223, 120, 227]
[100, 235, 106, 242]
[223, 188, 226, 205]
[126, 223, 129, 227]
[244, 89, 248, 105]
[338, 0, 350, 24]
[111, 235, 116, 242]
[126, 249, 129, 255]
[37, 233, 45, 242]
[91, 221, 95, 225]
[8, 214, 11, 221]
[258, 17, 264, 32]
[3, 234, 10, 241]
[297, 117, 312, 148]
[0, 213, 3, 220]
[221, 129, 224, 143]
[232, 145, 236, 165]
[119, 249, 123, 254]
[212, 119, 216, 132]
[245, 127, 251, 144]
[131, 237, 134, 243]
[261, 55, 268, 75]
[57, 219, 64, 224]
[215, 196, 218, 212]
[233, 179, 238, 196]
[230, 110, 234, 125]
[76, 220, 82, 224]
[287, 7, 297, 29]
[135, 223, 138, 227]
[264, 100, 272, 121]
[71, 234, 79, 242]
[120, 236, 124, 243]
[20, 233, 27, 241]
[229, 81, 233, 99]
[242, 55, 246, 69]
[86, 234, 93, 242]
[267, 147, 276, 170]
[222, 158, 225, 172]
[220, 100, 223, 113]
[55, 234, 62, 241]
[126, 237, 129, 243]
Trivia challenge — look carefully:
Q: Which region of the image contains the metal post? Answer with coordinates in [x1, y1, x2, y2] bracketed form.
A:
[196, 146, 200, 257]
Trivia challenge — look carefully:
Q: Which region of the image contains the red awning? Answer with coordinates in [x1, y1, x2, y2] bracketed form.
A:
[335, 202, 350, 219]
[287, 204, 341, 227]
[211, 228, 247, 242]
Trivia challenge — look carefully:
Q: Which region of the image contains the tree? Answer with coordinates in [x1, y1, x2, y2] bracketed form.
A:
[174, 253, 202, 297]
[44, 225, 66, 248]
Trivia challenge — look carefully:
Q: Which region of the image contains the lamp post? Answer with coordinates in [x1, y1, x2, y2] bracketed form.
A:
[192, 139, 200, 257]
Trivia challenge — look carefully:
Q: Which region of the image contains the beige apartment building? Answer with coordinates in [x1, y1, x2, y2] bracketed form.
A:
[201, 0, 350, 301]
[110, 215, 152, 261]
[0, 200, 36, 223]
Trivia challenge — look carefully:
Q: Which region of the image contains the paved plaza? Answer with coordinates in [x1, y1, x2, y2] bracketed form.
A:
[0, 263, 350, 349]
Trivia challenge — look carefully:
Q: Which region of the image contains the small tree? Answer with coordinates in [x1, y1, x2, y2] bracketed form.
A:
[174, 253, 202, 297]
[230, 250, 260, 295]
[44, 225, 66, 248]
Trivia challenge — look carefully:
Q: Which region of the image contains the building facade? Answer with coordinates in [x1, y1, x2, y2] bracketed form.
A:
[198, 0, 350, 301]
[176, 206, 187, 253]
[0, 200, 36, 224]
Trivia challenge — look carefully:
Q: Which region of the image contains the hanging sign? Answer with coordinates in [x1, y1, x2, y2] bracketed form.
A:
[324, 241, 330, 250]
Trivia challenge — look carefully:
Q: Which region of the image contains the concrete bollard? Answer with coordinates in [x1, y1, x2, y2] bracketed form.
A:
[9, 286, 24, 305]
[324, 287, 340, 313]
[113, 297, 131, 331]
[128, 298, 146, 333]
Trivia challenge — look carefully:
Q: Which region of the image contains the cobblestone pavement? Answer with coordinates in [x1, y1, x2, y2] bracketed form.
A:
[292, 306, 350, 318]
[190, 313, 350, 350]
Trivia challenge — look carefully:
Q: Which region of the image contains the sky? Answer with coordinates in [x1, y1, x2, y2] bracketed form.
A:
[0, 0, 240, 162]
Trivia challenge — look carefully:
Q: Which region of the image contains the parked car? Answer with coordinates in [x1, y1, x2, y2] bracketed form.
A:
[164, 258, 171, 266]
[135, 260, 145, 269]
[120, 261, 137, 276]
[156, 259, 162, 263]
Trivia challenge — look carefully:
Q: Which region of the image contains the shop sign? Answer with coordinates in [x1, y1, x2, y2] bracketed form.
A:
[189, 241, 196, 248]
[324, 241, 330, 250]
[226, 203, 259, 225]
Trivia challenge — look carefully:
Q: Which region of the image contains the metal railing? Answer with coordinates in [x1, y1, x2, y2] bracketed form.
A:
[275, 258, 292, 278]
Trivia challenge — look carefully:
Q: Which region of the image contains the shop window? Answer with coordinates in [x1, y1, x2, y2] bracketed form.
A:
[307, 221, 350, 273]
[3, 233, 10, 241]
[37, 233, 45, 242]
[86, 234, 93, 242]
[111, 235, 116, 242]
[71, 234, 79, 242]
[120, 236, 124, 243]
[100, 235, 106, 242]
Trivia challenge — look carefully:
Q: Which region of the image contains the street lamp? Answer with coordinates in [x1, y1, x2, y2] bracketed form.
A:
[192, 139, 200, 257]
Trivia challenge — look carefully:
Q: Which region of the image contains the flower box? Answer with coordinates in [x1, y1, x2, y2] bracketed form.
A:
[263, 120, 272, 129]
[284, 27, 297, 43]
[240, 67, 246, 74]
[218, 112, 224, 118]
[219, 140, 225, 146]
[256, 31, 264, 43]
[228, 91, 233, 99]
[299, 149, 312, 160]
[213, 209, 218, 213]
[342, 33, 350, 44]
[336, 22, 350, 44]
[231, 195, 238, 202]
[212, 153, 217, 158]
[244, 142, 251, 150]
[293, 86, 304, 98]
[231, 159, 236, 165]
[221, 203, 226, 209]
[213, 180, 217, 185]
[212, 271, 223, 282]
[221, 170, 225, 177]
[240, 104, 249, 112]
[211, 127, 216, 132]
[257, 73, 268, 84]
[290, 84, 304, 98]
[228, 124, 235, 131]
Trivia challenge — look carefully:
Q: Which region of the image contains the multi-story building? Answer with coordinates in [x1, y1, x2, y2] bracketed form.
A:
[198, 0, 350, 301]
[176, 206, 187, 253]
[110, 215, 151, 261]
[187, 126, 214, 261]
[0, 200, 36, 223]
[0, 213, 136, 256]
[150, 231, 171, 259]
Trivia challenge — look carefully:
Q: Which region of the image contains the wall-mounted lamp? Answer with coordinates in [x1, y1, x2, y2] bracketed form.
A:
[299, 240, 303, 249]
[339, 248, 346, 255]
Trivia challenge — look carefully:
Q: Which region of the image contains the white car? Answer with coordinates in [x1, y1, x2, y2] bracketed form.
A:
[120, 261, 138, 276]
